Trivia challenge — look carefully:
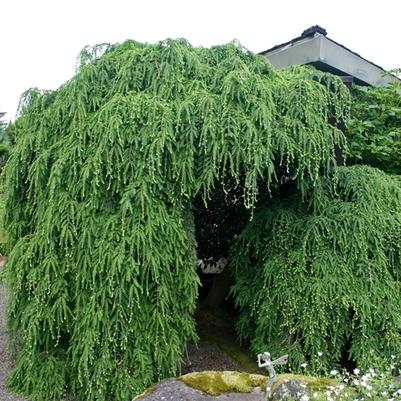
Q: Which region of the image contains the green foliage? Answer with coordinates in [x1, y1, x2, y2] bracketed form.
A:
[0, 112, 10, 168]
[0, 112, 6, 134]
[231, 165, 401, 373]
[2, 38, 349, 401]
[389, 68, 401, 78]
[347, 82, 401, 174]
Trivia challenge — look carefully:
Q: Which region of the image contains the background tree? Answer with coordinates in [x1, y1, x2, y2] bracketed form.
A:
[347, 81, 401, 174]
[1, 39, 349, 401]
[0, 112, 10, 168]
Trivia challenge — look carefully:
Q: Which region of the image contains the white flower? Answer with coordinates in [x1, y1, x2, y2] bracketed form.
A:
[300, 362, 307, 368]
[330, 369, 338, 376]
[391, 355, 396, 359]
[353, 368, 360, 375]
[299, 395, 309, 401]
[317, 351, 323, 357]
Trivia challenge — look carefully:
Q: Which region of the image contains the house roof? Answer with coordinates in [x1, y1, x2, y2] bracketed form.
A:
[260, 26, 400, 87]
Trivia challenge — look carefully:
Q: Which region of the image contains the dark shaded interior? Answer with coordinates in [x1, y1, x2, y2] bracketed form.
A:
[192, 174, 297, 312]
[193, 178, 250, 310]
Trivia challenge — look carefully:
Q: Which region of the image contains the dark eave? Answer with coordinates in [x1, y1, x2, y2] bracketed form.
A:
[259, 26, 400, 87]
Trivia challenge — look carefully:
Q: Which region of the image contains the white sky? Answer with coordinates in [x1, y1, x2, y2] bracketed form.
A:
[1, 0, 400, 121]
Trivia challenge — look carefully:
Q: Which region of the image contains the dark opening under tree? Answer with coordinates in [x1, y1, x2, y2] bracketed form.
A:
[2, 39, 351, 401]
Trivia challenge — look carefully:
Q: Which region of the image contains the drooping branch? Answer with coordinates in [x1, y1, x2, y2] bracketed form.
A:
[231, 165, 401, 372]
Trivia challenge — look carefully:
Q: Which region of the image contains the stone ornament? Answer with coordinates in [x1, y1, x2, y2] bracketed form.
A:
[257, 352, 288, 400]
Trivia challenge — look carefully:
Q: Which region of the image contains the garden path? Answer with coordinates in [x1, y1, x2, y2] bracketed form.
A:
[0, 284, 29, 401]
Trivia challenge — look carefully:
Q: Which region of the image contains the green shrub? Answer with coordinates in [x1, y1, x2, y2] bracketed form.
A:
[347, 82, 401, 174]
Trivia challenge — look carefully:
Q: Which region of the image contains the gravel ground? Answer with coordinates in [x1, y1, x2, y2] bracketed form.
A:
[182, 341, 243, 374]
[0, 285, 29, 401]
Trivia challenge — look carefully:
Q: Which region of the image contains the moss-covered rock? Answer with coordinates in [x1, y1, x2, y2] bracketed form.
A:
[271, 379, 309, 401]
[178, 371, 336, 396]
[179, 371, 266, 395]
[133, 371, 339, 401]
[273, 373, 336, 393]
[178, 371, 337, 395]
[132, 384, 156, 400]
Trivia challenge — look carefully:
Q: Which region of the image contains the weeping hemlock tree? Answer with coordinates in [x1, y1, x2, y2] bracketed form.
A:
[2, 39, 351, 401]
[231, 165, 401, 372]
